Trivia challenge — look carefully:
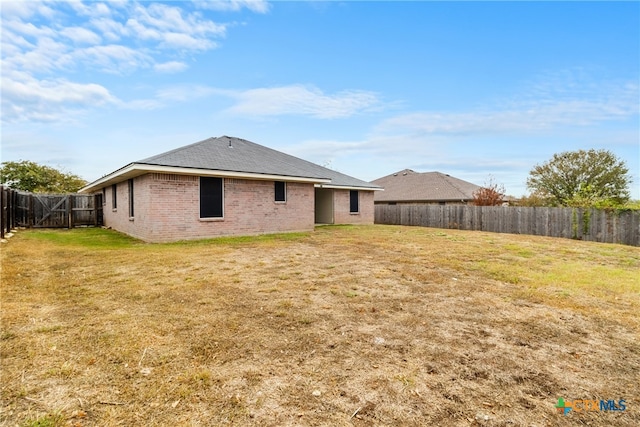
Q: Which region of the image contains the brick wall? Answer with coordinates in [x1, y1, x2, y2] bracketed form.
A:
[102, 176, 151, 241]
[103, 173, 315, 242]
[332, 189, 375, 225]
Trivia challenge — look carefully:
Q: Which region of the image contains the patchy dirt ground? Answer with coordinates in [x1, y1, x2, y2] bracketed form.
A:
[1, 225, 638, 426]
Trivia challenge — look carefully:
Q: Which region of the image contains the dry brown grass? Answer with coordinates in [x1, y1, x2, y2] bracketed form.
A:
[1, 225, 639, 427]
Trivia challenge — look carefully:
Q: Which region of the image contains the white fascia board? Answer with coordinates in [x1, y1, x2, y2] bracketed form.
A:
[80, 163, 331, 193]
[314, 183, 383, 191]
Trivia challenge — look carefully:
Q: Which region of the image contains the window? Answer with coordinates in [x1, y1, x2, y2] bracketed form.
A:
[350, 190, 359, 213]
[128, 179, 134, 218]
[200, 177, 223, 218]
[112, 184, 117, 209]
[102, 188, 106, 205]
[274, 181, 286, 202]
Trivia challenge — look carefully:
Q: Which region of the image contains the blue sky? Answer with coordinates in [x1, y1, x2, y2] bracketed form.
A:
[2, 0, 639, 198]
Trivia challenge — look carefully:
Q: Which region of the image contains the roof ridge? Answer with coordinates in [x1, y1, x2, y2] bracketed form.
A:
[440, 174, 468, 198]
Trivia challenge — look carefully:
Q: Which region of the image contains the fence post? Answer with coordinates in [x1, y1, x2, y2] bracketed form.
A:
[9, 189, 15, 231]
[6, 189, 12, 235]
[67, 195, 73, 228]
[1, 187, 5, 239]
[28, 193, 34, 227]
[93, 194, 98, 226]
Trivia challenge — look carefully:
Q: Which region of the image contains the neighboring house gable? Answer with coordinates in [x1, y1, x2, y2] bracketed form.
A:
[372, 169, 482, 204]
[81, 136, 380, 242]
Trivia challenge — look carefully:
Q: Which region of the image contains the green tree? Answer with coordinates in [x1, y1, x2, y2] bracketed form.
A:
[0, 160, 87, 193]
[526, 149, 631, 207]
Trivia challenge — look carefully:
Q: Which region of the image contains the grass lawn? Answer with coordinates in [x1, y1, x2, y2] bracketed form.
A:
[1, 225, 639, 426]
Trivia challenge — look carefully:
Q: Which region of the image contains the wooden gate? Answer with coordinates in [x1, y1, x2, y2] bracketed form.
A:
[14, 192, 103, 228]
[32, 194, 69, 227]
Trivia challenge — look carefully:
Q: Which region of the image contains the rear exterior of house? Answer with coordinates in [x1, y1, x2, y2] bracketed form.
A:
[83, 136, 380, 242]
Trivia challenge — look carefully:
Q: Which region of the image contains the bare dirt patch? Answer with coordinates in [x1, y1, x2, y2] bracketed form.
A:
[1, 225, 638, 426]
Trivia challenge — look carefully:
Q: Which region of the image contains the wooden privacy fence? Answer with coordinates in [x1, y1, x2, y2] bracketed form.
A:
[1, 186, 17, 239]
[1, 186, 103, 236]
[375, 204, 640, 246]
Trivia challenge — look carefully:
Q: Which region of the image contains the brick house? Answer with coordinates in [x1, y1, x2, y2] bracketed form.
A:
[80, 136, 381, 242]
[372, 169, 482, 205]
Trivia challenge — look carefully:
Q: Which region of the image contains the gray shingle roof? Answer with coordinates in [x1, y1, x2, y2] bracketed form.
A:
[138, 136, 327, 179]
[138, 136, 379, 189]
[372, 169, 481, 202]
[82, 136, 380, 192]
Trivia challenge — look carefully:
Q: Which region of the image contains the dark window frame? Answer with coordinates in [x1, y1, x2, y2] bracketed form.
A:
[274, 181, 286, 203]
[128, 179, 134, 218]
[200, 177, 224, 219]
[349, 190, 359, 213]
[112, 184, 117, 210]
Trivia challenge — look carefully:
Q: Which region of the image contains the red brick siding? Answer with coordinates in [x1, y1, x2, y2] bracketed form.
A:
[333, 189, 375, 225]
[103, 173, 315, 242]
[102, 175, 153, 241]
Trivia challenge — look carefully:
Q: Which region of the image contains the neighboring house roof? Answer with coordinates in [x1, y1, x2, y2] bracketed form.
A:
[372, 169, 482, 203]
[81, 136, 381, 193]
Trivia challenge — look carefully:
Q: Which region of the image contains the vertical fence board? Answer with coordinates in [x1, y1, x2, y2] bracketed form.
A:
[1, 187, 5, 239]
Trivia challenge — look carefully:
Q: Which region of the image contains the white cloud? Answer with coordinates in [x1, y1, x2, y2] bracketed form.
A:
[89, 16, 125, 42]
[225, 85, 382, 119]
[10, 78, 114, 105]
[154, 61, 189, 73]
[1, 27, 35, 56]
[94, 2, 113, 16]
[104, 82, 382, 118]
[160, 32, 218, 51]
[1, 71, 117, 123]
[6, 36, 71, 73]
[0, 2, 36, 19]
[284, 138, 372, 159]
[197, 0, 271, 14]
[376, 80, 639, 136]
[66, 0, 118, 18]
[60, 26, 102, 45]
[127, 3, 227, 43]
[2, 19, 56, 39]
[2, 1, 230, 77]
[115, 85, 220, 111]
[1, 1, 266, 123]
[119, 98, 164, 111]
[71, 44, 153, 74]
[156, 85, 219, 102]
[124, 18, 160, 40]
[0, 1, 55, 19]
